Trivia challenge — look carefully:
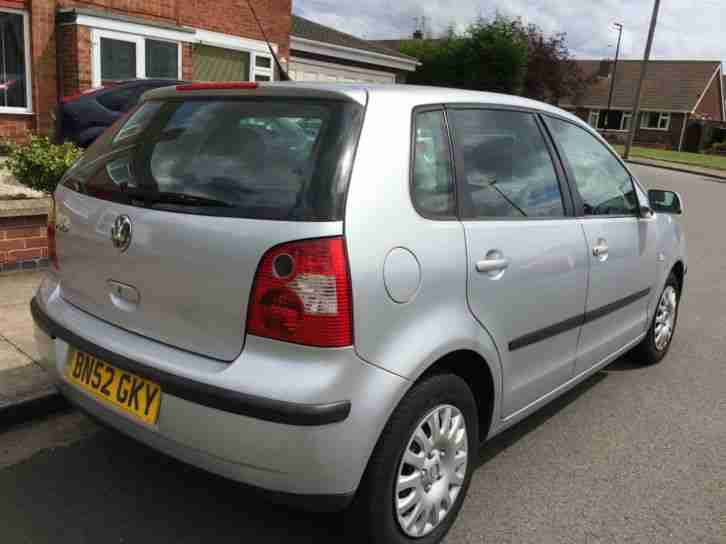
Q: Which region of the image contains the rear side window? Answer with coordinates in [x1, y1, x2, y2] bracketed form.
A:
[449, 109, 565, 219]
[62, 98, 364, 221]
[544, 117, 638, 216]
[412, 110, 455, 218]
[97, 86, 142, 113]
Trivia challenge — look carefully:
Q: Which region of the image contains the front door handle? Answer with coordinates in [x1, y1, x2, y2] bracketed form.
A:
[476, 257, 510, 273]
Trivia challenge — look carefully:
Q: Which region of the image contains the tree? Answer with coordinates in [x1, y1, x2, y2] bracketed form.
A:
[520, 23, 590, 104]
[400, 16, 529, 94]
[398, 15, 589, 104]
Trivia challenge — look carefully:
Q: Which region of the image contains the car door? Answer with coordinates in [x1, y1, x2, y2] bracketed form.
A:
[543, 116, 656, 374]
[448, 107, 589, 418]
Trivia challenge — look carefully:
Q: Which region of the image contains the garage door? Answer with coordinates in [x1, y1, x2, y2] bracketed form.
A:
[194, 44, 250, 82]
[289, 59, 395, 84]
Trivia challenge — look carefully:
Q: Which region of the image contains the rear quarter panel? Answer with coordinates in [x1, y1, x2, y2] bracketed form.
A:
[344, 93, 503, 423]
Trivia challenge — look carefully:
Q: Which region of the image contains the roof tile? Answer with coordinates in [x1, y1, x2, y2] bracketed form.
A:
[566, 60, 721, 112]
[291, 15, 417, 62]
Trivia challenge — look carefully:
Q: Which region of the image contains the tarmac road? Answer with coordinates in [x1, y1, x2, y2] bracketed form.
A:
[1, 164, 724, 543]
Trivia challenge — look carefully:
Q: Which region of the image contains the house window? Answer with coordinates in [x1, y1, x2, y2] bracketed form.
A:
[640, 111, 671, 131]
[0, 9, 31, 112]
[588, 109, 600, 129]
[253, 53, 274, 82]
[100, 37, 137, 83]
[620, 112, 632, 131]
[146, 39, 179, 79]
[93, 29, 181, 86]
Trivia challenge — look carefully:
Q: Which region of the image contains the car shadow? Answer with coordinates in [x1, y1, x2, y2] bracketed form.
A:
[1, 427, 348, 543]
[602, 352, 645, 371]
[476, 369, 607, 468]
[2, 357, 629, 544]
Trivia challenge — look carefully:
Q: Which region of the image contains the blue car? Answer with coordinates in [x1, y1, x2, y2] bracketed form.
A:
[55, 79, 184, 147]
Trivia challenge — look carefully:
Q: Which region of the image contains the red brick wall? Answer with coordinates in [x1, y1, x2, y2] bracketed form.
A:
[59, 23, 91, 96]
[694, 70, 724, 121]
[0, 214, 49, 272]
[0, 0, 292, 141]
[177, 0, 291, 59]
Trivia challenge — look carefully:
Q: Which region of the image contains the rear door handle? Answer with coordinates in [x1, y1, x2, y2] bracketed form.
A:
[476, 257, 510, 273]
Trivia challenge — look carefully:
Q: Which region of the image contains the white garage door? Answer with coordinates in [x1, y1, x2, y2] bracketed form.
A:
[289, 58, 396, 84]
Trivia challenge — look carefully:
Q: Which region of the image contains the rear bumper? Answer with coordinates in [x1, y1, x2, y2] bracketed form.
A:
[31, 281, 408, 505]
[31, 298, 349, 427]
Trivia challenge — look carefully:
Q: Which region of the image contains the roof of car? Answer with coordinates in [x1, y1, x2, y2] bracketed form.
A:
[145, 82, 583, 122]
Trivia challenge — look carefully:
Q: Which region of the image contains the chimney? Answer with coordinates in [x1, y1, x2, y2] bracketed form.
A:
[413, 29, 423, 39]
[598, 60, 612, 78]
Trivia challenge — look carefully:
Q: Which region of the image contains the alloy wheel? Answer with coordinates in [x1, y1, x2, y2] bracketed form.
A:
[395, 404, 469, 538]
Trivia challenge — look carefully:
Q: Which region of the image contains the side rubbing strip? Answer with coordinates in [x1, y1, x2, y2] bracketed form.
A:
[584, 288, 651, 324]
[508, 314, 584, 352]
[509, 287, 652, 352]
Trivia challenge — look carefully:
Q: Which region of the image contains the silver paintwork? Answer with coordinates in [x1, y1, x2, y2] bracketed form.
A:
[395, 404, 468, 537]
[654, 286, 677, 350]
[36, 83, 687, 502]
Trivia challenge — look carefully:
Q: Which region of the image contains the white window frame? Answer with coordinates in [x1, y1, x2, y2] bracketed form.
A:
[0, 8, 33, 115]
[588, 109, 600, 129]
[251, 52, 274, 81]
[640, 111, 671, 131]
[620, 112, 632, 132]
[91, 28, 182, 87]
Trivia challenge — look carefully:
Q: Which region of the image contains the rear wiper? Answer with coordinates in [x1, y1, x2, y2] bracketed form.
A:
[147, 192, 233, 208]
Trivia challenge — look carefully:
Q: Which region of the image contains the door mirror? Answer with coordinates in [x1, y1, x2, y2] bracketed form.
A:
[648, 189, 683, 215]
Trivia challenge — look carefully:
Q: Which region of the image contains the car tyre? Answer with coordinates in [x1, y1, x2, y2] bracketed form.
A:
[632, 272, 680, 365]
[349, 373, 478, 544]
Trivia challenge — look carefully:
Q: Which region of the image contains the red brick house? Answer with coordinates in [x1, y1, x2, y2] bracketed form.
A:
[0, 0, 292, 143]
[560, 60, 724, 150]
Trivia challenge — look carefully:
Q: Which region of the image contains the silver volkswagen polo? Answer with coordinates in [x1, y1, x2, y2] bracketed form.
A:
[32, 82, 686, 543]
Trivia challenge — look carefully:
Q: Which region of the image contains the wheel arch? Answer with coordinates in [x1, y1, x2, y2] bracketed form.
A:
[417, 349, 496, 445]
[671, 260, 685, 292]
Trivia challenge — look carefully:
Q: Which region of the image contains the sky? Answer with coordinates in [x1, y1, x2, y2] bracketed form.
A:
[293, 0, 726, 64]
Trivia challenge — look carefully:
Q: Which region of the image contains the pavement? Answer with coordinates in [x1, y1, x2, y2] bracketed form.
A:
[625, 156, 726, 182]
[0, 271, 66, 426]
[0, 164, 724, 543]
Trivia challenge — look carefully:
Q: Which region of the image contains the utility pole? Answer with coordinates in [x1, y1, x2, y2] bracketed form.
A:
[624, 0, 661, 159]
[605, 23, 623, 130]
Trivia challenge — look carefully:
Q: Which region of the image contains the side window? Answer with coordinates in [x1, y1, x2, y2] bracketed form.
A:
[448, 109, 564, 219]
[545, 117, 638, 216]
[412, 110, 455, 218]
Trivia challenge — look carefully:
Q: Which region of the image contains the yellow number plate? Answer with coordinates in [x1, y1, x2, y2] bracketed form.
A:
[65, 348, 162, 425]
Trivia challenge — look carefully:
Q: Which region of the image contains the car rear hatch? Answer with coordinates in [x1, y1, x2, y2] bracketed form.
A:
[54, 84, 366, 361]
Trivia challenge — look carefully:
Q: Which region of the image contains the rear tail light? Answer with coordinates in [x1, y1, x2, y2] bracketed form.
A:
[47, 198, 59, 270]
[246, 237, 353, 347]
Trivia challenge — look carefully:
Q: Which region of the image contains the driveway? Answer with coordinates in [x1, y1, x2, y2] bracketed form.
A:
[1, 164, 724, 543]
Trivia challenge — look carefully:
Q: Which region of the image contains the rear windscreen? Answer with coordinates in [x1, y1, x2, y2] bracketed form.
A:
[62, 98, 364, 221]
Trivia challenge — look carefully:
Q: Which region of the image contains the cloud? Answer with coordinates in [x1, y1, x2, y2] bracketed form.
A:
[294, 0, 726, 63]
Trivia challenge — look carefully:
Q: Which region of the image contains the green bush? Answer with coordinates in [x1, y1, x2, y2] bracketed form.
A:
[5, 136, 82, 194]
[710, 141, 726, 152]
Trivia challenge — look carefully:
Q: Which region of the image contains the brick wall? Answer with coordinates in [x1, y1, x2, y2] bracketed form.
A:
[694, 70, 724, 121]
[0, 0, 292, 141]
[177, 0, 292, 59]
[0, 214, 49, 273]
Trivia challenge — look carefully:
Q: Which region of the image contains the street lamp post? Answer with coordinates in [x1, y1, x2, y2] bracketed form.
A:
[624, 0, 662, 159]
[605, 23, 623, 130]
